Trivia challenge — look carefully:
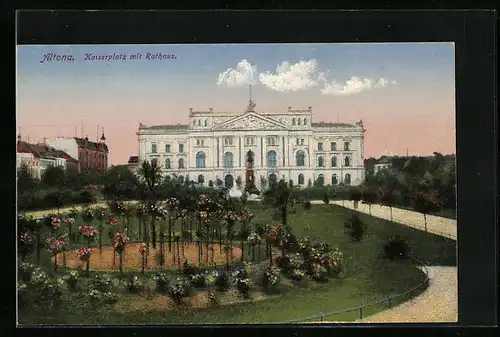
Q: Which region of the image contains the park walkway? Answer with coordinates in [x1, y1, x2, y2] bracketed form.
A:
[311, 200, 457, 240]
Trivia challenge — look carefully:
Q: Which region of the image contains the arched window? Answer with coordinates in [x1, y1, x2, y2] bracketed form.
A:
[292, 118, 296, 125]
[298, 173, 305, 185]
[331, 156, 337, 167]
[198, 120, 201, 126]
[196, 152, 206, 168]
[344, 156, 351, 167]
[298, 118, 302, 125]
[267, 150, 277, 168]
[318, 156, 324, 167]
[296, 150, 305, 166]
[178, 158, 184, 169]
[345, 173, 351, 185]
[192, 120, 196, 126]
[331, 174, 338, 185]
[303, 118, 307, 125]
[317, 174, 325, 186]
[223, 152, 233, 168]
[165, 158, 171, 169]
[204, 119, 207, 127]
[269, 173, 278, 186]
[179, 175, 184, 183]
[198, 174, 205, 184]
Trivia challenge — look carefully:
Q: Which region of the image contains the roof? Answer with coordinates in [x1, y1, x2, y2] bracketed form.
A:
[141, 124, 189, 131]
[16, 141, 39, 157]
[74, 137, 109, 152]
[128, 156, 139, 164]
[312, 122, 356, 128]
[25, 143, 78, 162]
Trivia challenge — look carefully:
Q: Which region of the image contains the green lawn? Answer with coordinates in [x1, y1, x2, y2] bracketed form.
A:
[18, 204, 456, 324]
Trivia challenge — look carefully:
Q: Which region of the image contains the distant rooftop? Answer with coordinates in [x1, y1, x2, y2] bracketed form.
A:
[140, 124, 189, 130]
[312, 122, 356, 128]
[74, 137, 109, 152]
[128, 156, 139, 165]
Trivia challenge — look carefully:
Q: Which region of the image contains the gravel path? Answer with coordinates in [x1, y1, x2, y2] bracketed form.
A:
[311, 200, 456, 240]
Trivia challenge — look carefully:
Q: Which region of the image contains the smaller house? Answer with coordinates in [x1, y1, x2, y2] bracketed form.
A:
[374, 157, 392, 174]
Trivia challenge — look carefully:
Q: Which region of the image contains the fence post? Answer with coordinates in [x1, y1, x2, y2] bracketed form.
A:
[359, 307, 363, 319]
[320, 313, 323, 321]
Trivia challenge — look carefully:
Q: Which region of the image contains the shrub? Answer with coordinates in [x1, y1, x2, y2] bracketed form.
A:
[208, 180, 214, 188]
[323, 248, 344, 275]
[309, 263, 328, 281]
[64, 270, 79, 292]
[214, 270, 231, 292]
[323, 193, 330, 204]
[167, 277, 192, 304]
[235, 278, 251, 297]
[153, 271, 169, 293]
[262, 266, 281, 290]
[304, 201, 312, 210]
[288, 268, 306, 281]
[275, 255, 291, 270]
[182, 260, 199, 277]
[384, 235, 410, 260]
[29, 267, 63, 308]
[89, 273, 113, 293]
[344, 214, 367, 242]
[18, 261, 35, 283]
[125, 275, 145, 293]
[189, 273, 206, 288]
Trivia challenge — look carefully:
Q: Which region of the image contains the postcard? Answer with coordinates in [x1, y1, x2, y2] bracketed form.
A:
[16, 42, 457, 325]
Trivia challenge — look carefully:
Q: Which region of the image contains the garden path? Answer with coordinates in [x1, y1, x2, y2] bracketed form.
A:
[313, 266, 457, 323]
[311, 200, 456, 240]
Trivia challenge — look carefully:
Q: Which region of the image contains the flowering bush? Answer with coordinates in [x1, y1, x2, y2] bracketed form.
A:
[107, 216, 119, 228]
[289, 268, 306, 281]
[239, 208, 253, 223]
[138, 243, 149, 256]
[18, 231, 34, 259]
[62, 217, 75, 225]
[309, 263, 328, 281]
[96, 208, 106, 220]
[262, 266, 281, 289]
[65, 270, 79, 291]
[29, 267, 63, 308]
[167, 277, 192, 304]
[50, 217, 61, 230]
[19, 261, 34, 282]
[247, 233, 261, 247]
[76, 247, 92, 261]
[166, 197, 179, 209]
[189, 273, 206, 288]
[182, 260, 199, 277]
[136, 203, 148, 218]
[214, 270, 231, 292]
[153, 271, 169, 292]
[88, 289, 120, 304]
[82, 207, 94, 221]
[89, 273, 114, 293]
[235, 278, 251, 297]
[45, 238, 65, 255]
[112, 232, 129, 253]
[264, 226, 278, 244]
[125, 276, 145, 293]
[79, 225, 100, 239]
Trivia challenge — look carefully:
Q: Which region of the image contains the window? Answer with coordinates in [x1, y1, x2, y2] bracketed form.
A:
[331, 156, 337, 167]
[317, 174, 325, 186]
[344, 142, 350, 151]
[178, 158, 184, 169]
[165, 144, 171, 153]
[345, 173, 351, 185]
[303, 118, 307, 125]
[332, 174, 338, 185]
[300, 139, 305, 145]
[344, 156, 351, 167]
[318, 156, 324, 167]
[204, 120, 207, 127]
[298, 173, 305, 185]
[331, 142, 337, 151]
[267, 137, 277, 146]
[298, 118, 302, 125]
[196, 139, 204, 146]
[198, 120, 201, 126]
[198, 174, 205, 184]
[296, 138, 300, 145]
[196, 151, 206, 168]
[179, 144, 184, 153]
[292, 118, 296, 125]
[151, 143, 157, 153]
[296, 150, 305, 166]
[317, 142, 323, 151]
[192, 120, 196, 126]
[224, 137, 233, 146]
[223, 152, 234, 168]
[267, 150, 277, 168]
[245, 136, 255, 146]
[165, 158, 171, 169]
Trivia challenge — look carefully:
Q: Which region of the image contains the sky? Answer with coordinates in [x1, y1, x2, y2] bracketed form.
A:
[16, 43, 456, 165]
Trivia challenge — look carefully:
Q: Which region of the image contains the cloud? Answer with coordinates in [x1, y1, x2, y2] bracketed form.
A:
[258, 59, 322, 92]
[217, 59, 258, 87]
[320, 76, 397, 96]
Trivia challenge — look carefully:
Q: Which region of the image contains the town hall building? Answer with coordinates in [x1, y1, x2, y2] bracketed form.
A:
[136, 101, 365, 189]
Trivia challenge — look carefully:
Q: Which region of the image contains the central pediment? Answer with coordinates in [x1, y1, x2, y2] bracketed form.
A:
[213, 112, 288, 131]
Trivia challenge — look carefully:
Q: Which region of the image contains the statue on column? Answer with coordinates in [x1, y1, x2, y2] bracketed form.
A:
[244, 150, 260, 195]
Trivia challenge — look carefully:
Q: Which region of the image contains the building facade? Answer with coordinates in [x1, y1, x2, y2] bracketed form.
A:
[47, 132, 109, 172]
[137, 103, 366, 188]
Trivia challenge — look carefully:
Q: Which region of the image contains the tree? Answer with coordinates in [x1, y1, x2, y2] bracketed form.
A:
[410, 191, 442, 233]
[41, 166, 66, 188]
[322, 192, 330, 205]
[138, 159, 163, 248]
[104, 165, 139, 199]
[17, 163, 37, 194]
[379, 188, 398, 222]
[361, 188, 378, 215]
[349, 186, 362, 209]
[262, 179, 297, 232]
